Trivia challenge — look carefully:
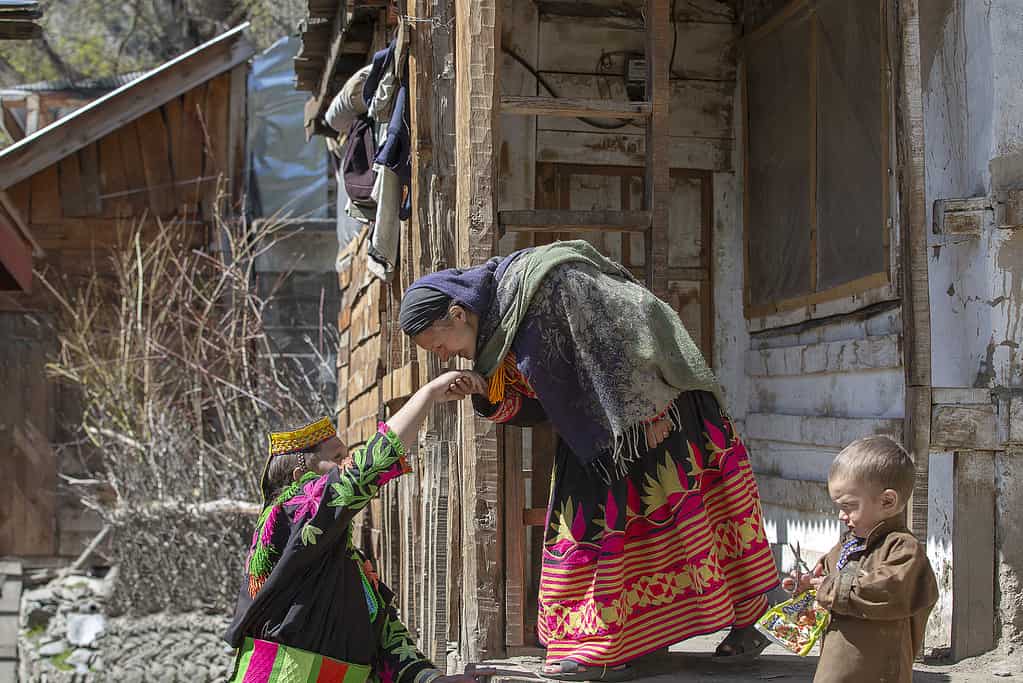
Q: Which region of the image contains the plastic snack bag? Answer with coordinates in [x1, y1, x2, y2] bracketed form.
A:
[755, 590, 830, 656]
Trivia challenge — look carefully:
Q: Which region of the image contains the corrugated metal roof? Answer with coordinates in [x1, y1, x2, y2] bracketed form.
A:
[1, 71, 146, 95]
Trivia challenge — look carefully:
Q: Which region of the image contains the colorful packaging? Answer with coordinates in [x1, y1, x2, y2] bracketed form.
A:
[754, 590, 830, 656]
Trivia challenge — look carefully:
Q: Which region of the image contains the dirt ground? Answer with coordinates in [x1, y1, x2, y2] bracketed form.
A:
[481, 631, 1021, 682]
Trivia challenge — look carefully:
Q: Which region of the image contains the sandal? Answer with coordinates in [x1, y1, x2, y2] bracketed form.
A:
[542, 660, 635, 682]
[713, 625, 770, 662]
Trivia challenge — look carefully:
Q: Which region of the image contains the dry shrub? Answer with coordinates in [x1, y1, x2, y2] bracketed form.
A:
[41, 206, 335, 613]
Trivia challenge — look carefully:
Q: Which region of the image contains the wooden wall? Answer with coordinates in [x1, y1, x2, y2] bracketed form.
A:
[0, 65, 246, 560]
[338, 0, 742, 661]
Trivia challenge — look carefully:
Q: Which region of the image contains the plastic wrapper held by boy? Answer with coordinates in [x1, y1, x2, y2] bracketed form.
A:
[755, 590, 830, 656]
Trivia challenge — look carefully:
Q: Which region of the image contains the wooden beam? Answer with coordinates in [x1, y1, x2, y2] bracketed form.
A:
[951, 450, 995, 660]
[895, 0, 932, 541]
[0, 21, 41, 40]
[0, 202, 32, 291]
[644, 0, 671, 299]
[455, 0, 504, 661]
[503, 426, 526, 648]
[499, 209, 651, 233]
[500, 96, 650, 119]
[0, 24, 255, 191]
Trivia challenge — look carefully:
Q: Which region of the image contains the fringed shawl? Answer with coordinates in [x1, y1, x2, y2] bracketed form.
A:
[406, 241, 724, 480]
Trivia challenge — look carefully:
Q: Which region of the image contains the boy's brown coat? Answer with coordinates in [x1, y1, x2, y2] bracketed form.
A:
[813, 516, 939, 683]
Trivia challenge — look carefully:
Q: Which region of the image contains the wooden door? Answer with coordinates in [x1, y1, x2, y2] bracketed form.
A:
[0, 312, 57, 556]
[503, 163, 713, 650]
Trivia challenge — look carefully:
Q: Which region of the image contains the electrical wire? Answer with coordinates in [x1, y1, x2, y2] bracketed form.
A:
[501, 46, 634, 131]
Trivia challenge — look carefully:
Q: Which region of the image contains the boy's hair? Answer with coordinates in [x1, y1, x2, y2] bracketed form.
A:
[267, 451, 311, 495]
[829, 435, 915, 503]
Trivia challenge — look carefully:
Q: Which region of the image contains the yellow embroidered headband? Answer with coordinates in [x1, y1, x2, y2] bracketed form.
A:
[267, 417, 337, 458]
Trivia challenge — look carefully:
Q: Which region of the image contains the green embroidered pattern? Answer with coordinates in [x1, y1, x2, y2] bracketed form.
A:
[300, 524, 323, 546]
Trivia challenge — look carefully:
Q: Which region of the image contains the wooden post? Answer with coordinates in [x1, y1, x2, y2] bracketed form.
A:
[645, 0, 671, 300]
[894, 0, 931, 540]
[455, 0, 505, 661]
[951, 450, 996, 659]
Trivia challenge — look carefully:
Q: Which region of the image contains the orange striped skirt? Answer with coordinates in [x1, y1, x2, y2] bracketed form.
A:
[537, 391, 778, 666]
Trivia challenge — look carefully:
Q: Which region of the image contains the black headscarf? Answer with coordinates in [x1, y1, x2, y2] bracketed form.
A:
[397, 286, 452, 336]
[398, 258, 503, 336]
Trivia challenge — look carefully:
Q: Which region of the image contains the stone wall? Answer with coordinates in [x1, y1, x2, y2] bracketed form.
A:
[19, 571, 234, 682]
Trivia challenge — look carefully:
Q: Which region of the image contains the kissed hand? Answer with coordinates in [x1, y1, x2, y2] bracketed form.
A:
[432, 370, 488, 401]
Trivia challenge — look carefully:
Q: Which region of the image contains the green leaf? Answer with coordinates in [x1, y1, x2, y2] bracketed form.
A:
[327, 481, 349, 508]
[300, 524, 323, 546]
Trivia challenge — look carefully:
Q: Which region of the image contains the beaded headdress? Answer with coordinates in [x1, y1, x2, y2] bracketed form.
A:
[248, 417, 336, 597]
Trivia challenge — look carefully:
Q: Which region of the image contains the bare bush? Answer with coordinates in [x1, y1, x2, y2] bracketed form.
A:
[39, 205, 336, 612]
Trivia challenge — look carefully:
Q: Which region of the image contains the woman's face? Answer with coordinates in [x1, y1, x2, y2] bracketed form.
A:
[412, 305, 479, 362]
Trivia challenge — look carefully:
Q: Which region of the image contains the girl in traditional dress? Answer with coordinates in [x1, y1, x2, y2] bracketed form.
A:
[225, 370, 491, 683]
[399, 241, 778, 681]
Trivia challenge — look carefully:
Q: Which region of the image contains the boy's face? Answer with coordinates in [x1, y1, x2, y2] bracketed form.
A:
[827, 476, 899, 537]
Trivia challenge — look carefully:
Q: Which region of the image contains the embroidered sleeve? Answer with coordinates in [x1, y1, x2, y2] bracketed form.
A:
[472, 390, 548, 427]
[375, 598, 440, 683]
[276, 427, 410, 566]
[328, 424, 411, 514]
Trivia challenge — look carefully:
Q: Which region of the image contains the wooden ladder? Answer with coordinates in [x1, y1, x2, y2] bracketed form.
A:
[496, 0, 672, 298]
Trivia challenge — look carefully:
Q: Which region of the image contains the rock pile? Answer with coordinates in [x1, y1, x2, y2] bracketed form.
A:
[18, 569, 234, 682]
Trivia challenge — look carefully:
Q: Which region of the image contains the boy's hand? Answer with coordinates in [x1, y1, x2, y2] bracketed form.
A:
[781, 562, 824, 593]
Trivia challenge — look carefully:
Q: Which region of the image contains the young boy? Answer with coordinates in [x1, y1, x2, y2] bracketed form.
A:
[224, 370, 490, 683]
[785, 435, 938, 683]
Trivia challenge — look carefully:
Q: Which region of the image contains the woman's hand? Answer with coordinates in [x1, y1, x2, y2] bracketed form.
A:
[429, 370, 488, 402]
[644, 417, 672, 449]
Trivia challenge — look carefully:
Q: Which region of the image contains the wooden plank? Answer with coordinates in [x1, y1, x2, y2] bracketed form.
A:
[745, 271, 892, 319]
[135, 108, 178, 218]
[57, 153, 84, 217]
[522, 507, 547, 527]
[534, 75, 733, 138]
[500, 95, 650, 119]
[29, 164, 60, 224]
[537, 17, 735, 81]
[0, 205, 32, 292]
[951, 450, 995, 660]
[932, 388, 994, 406]
[455, 0, 504, 660]
[178, 84, 211, 210]
[931, 405, 1001, 450]
[0, 21, 41, 40]
[81, 143, 104, 217]
[497, 0, 537, 256]
[98, 131, 131, 218]
[536, 0, 735, 23]
[11, 420, 56, 556]
[896, 0, 931, 540]
[114, 124, 151, 216]
[746, 335, 902, 377]
[503, 426, 526, 647]
[227, 64, 248, 207]
[746, 413, 903, 448]
[645, 0, 671, 298]
[536, 130, 732, 170]
[499, 209, 650, 233]
[201, 72, 232, 219]
[754, 473, 833, 514]
[0, 26, 255, 191]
